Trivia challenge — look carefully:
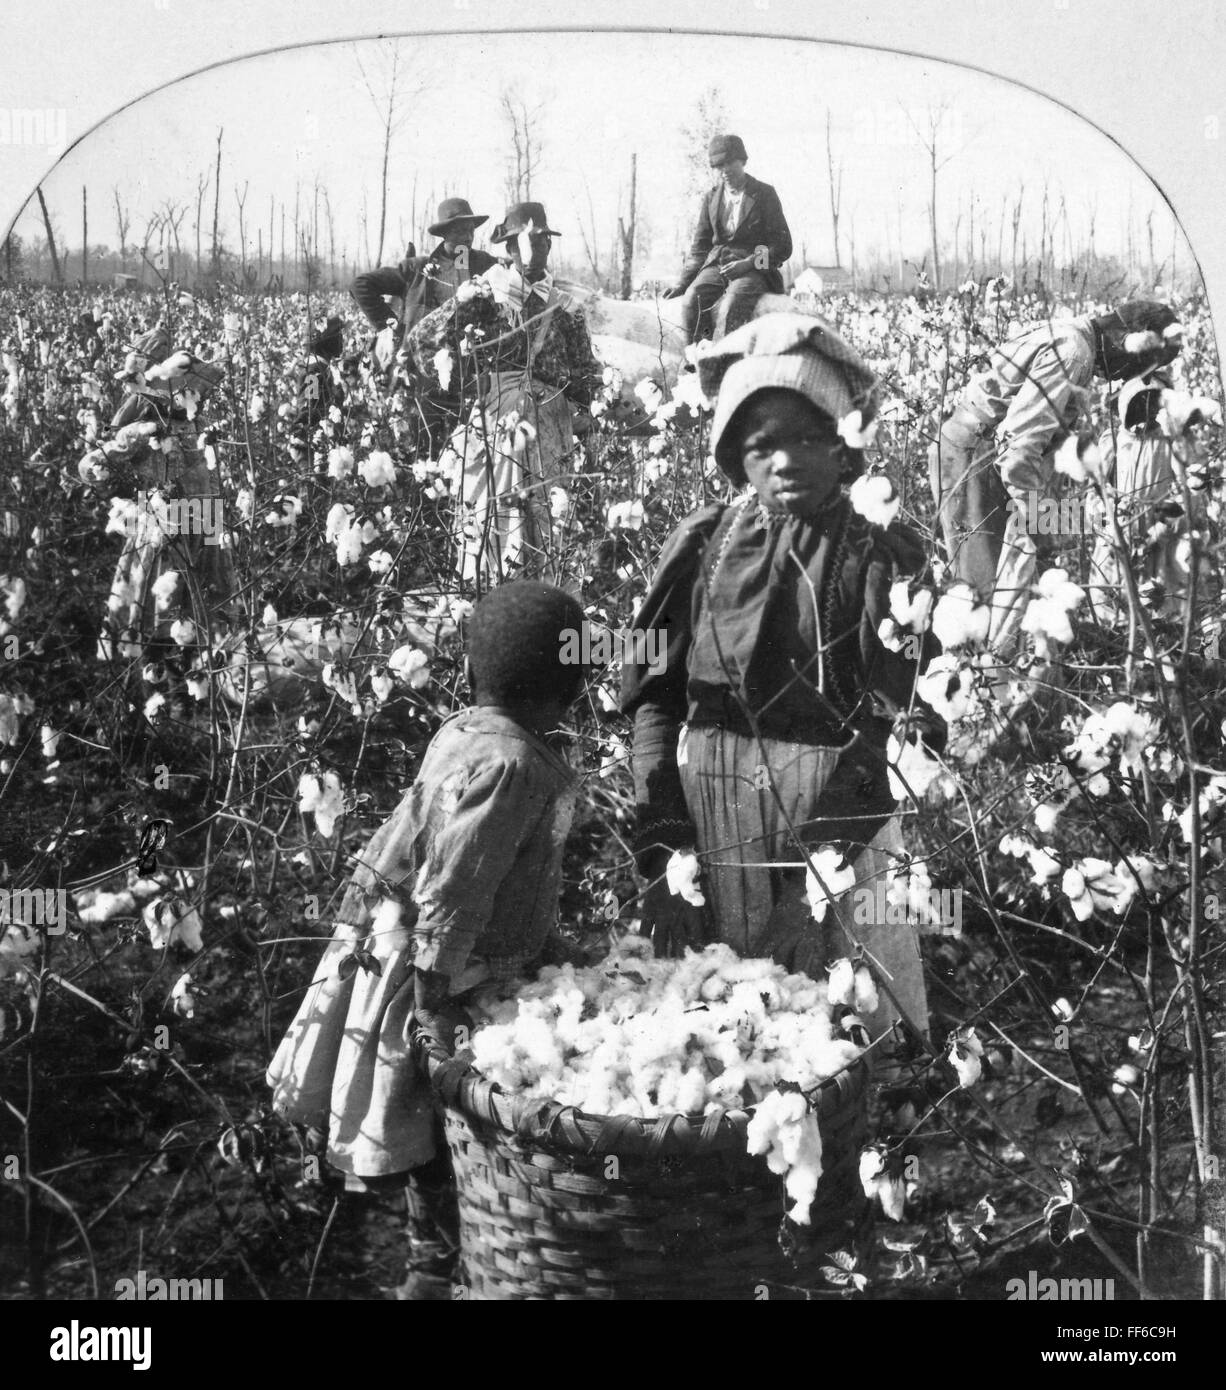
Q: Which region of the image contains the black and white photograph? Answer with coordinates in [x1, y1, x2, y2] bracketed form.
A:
[1, 0, 1223, 1337]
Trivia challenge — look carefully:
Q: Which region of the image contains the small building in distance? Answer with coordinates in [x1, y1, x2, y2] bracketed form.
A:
[112, 272, 138, 291]
[791, 265, 854, 300]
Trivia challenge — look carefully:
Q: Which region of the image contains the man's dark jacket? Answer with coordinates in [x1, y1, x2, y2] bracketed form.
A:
[351, 243, 499, 335]
[679, 174, 792, 294]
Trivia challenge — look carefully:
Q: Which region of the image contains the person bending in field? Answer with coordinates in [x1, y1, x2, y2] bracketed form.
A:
[621, 312, 944, 1046]
[929, 299, 1183, 657]
[268, 581, 587, 1299]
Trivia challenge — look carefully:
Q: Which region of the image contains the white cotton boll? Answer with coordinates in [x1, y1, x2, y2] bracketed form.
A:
[143, 693, 166, 722]
[1021, 599, 1074, 649]
[607, 499, 645, 531]
[827, 958, 856, 1009]
[916, 654, 974, 724]
[433, 348, 455, 392]
[838, 410, 878, 450]
[171, 972, 196, 1019]
[335, 520, 365, 567]
[170, 617, 196, 646]
[804, 847, 856, 922]
[371, 670, 394, 704]
[947, 1035, 982, 1088]
[389, 645, 430, 689]
[151, 571, 181, 612]
[1123, 330, 1162, 356]
[359, 450, 397, 488]
[853, 965, 878, 1016]
[327, 446, 355, 479]
[40, 725, 60, 760]
[932, 584, 991, 649]
[665, 850, 705, 906]
[634, 377, 664, 413]
[849, 472, 900, 527]
[1, 576, 26, 622]
[75, 890, 137, 924]
[325, 502, 353, 543]
[887, 731, 944, 801]
[367, 549, 394, 576]
[888, 580, 934, 633]
[144, 897, 204, 953]
[1034, 567, 1085, 612]
[746, 1090, 823, 1224]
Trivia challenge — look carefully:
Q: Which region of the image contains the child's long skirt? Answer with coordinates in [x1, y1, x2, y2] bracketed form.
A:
[450, 369, 572, 586]
[678, 724, 930, 1041]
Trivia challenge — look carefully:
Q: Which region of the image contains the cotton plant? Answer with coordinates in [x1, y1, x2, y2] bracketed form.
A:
[849, 471, 901, 528]
[804, 845, 857, 922]
[1020, 568, 1085, 656]
[878, 579, 934, 653]
[143, 896, 204, 953]
[931, 583, 991, 650]
[298, 770, 345, 838]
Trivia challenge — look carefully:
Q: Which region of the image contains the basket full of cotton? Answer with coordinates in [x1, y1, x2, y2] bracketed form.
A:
[414, 935, 872, 1300]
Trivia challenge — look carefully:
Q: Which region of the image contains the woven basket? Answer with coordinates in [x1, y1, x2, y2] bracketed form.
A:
[416, 1036, 872, 1301]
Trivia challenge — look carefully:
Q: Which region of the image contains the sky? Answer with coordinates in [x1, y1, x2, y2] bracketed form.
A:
[3, 27, 1198, 287]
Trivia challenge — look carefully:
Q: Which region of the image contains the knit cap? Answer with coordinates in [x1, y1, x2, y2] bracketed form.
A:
[698, 312, 879, 484]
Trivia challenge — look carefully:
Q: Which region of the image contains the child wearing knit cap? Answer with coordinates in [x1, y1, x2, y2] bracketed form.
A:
[268, 581, 587, 1298]
[621, 312, 943, 1046]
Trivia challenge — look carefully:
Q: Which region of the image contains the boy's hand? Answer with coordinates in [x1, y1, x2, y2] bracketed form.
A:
[638, 849, 707, 958]
[414, 968, 472, 1055]
[415, 1003, 473, 1056]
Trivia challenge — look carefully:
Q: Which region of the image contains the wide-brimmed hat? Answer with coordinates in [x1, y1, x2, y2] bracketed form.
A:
[489, 201, 562, 244]
[698, 312, 879, 485]
[428, 197, 489, 237]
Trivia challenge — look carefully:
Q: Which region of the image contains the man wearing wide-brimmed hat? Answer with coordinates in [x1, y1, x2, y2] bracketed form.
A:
[352, 197, 498, 350]
[663, 134, 793, 345]
[408, 200, 602, 585]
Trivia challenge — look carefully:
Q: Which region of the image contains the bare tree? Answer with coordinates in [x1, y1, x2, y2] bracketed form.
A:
[113, 187, 131, 269]
[210, 128, 223, 270]
[618, 152, 637, 299]
[576, 174, 608, 291]
[679, 86, 729, 208]
[1011, 183, 1025, 284]
[825, 110, 843, 267]
[161, 200, 187, 278]
[235, 182, 249, 270]
[323, 188, 336, 282]
[354, 41, 431, 265]
[501, 83, 547, 204]
[139, 211, 163, 283]
[81, 186, 88, 285]
[193, 172, 209, 276]
[36, 188, 62, 284]
[902, 100, 958, 292]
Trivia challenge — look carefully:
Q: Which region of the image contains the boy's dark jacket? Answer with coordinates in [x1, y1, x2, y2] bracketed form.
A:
[352, 243, 499, 334]
[679, 175, 793, 294]
[620, 497, 945, 864]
